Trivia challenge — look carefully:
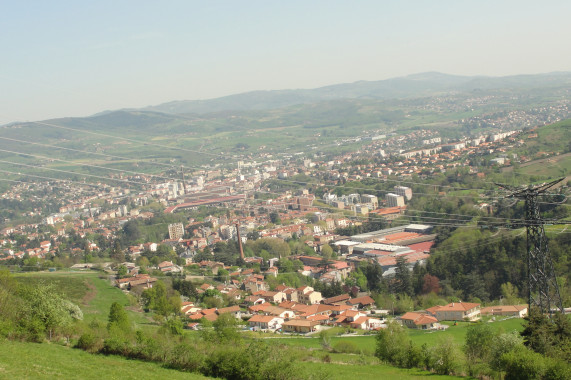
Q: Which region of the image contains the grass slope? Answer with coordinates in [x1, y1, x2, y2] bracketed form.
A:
[272, 318, 525, 353]
[15, 271, 151, 325]
[0, 339, 208, 380]
[297, 362, 466, 380]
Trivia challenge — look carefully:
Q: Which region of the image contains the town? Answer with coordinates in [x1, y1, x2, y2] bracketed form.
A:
[2, 123, 557, 337]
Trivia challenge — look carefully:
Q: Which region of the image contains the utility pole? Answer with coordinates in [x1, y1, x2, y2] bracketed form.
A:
[496, 178, 564, 316]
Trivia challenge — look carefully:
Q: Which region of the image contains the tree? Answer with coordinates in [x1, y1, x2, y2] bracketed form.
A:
[20, 282, 82, 341]
[375, 321, 413, 367]
[162, 317, 184, 335]
[429, 337, 463, 375]
[172, 279, 198, 301]
[465, 323, 495, 364]
[121, 220, 141, 244]
[362, 261, 384, 292]
[111, 240, 125, 262]
[422, 274, 440, 294]
[521, 309, 571, 361]
[213, 313, 240, 342]
[499, 281, 525, 305]
[141, 281, 177, 318]
[246, 230, 260, 241]
[108, 302, 130, 331]
[269, 212, 281, 224]
[321, 244, 333, 260]
[116, 265, 128, 278]
[393, 257, 413, 296]
[489, 331, 524, 372]
[197, 246, 215, 261]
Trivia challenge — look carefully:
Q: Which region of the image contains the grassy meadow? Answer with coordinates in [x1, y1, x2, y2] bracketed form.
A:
[9, 271, 530, 379]
[0, 339, 209, 380]
[271, 317, 524, 353]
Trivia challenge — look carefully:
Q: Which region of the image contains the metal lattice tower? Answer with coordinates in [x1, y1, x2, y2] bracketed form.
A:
[496, 178, 564, 316]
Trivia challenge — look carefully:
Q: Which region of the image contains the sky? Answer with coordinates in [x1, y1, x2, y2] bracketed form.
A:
[1, 0, 570, 125]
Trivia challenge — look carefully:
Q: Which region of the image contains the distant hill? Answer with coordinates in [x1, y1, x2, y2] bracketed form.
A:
[143, 71, 571, 115]
[2, 71, 570, 172]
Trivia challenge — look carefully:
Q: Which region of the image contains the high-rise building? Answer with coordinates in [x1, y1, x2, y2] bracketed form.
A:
[386, 193, 405, 207]
[361, 194, 379, 209]
[168, 223, 185, 240]
[394, 186, 412, 201]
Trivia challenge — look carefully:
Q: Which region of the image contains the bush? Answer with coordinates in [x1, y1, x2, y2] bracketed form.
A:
[204, 346, 252, 379]
[75, 332, 99, 352]
[102, 335, 129, 356]
[428, 337, 463, 375]
[167, 342, 205, 373]
[543, 359, 571, 380]
[333, 340, 360, 354]
[405, 344, 423, 369]
[375, 322, 410, 367]
[501, 346, 546, 380]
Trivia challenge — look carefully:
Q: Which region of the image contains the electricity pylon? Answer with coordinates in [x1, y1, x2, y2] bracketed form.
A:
[496, 178, 564, 316]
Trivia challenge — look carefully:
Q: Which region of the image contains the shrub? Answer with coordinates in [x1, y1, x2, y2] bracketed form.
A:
[333, 340, 359, 354]
[375, 322, 410, 367]
[75, 332, 99, 352]
[405, 343, 423, 369]
[102, 335, 129, 356]
[501, 346, 546, 380]
[429, 337, 463, 375]
[167, 342, 205, 373]
[543, 359, 571, 380]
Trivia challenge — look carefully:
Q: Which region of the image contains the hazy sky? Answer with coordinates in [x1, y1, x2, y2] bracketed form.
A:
[1, 0, 570, 125]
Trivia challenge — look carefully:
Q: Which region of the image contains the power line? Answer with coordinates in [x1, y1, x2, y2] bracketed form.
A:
[23, 120, 229, 159]
[0, 169, 102, 189]
[0, 136, 211, 172]
[0, 159, 147, 185]
[249, 189, 568, 226]
[0, 148, 178, 182]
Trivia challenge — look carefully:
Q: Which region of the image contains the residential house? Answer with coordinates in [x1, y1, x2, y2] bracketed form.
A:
[480, 305, 528, 318]
[216, 305, 243, 319]
[400, 312, 439, 330]
[427, 302, 481, 321]
[282, 319, 319, 333]
[323, 294, 351, 305]
[347, 295, 376, 310]
[262, 306, 295, 319]
[248, 315, 284, 331]
[297, 286, 323, 305]
[158, 260, 182, 274]
[258, 291, 286, 304]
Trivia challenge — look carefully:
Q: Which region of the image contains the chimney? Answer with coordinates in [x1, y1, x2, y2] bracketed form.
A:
[235, 223, 245, 261]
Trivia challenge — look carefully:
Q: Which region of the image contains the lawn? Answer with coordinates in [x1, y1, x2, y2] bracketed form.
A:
[0, 339, 208, 380]
[297, 361, 467, 380]
[273, 318, 525, 353]
[407, 318, 524, 346]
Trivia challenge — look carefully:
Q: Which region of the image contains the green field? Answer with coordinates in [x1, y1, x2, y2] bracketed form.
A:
[9, 272, 528, 379]
[0, 339, 208, 380]
[297, 362, 466, 380]
[272, 318, 525, 353]
[516, 153, 571, 179]
[14, 271, 151, 325]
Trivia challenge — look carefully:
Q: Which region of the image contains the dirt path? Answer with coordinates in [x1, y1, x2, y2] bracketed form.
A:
[81, 279, 97, 305]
